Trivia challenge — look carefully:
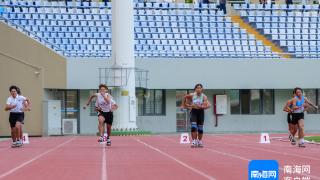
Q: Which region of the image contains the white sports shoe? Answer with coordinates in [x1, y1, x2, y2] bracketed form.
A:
[197, 140, 203, 148]
[16, 140, 23, 147]
[191, 140, 197, 148]
[106, 137, 111, 146]
[98, 136, 104, 143]
[11, 141, 17, 148]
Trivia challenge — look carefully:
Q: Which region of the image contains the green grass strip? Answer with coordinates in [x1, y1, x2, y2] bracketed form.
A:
[111, 130, 151, 136]
[305, 136, 320, 143]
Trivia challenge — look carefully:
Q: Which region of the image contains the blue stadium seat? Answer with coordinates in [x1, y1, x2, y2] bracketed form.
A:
[0, 1, 288, 58]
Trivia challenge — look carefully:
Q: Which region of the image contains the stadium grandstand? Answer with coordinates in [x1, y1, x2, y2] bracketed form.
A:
[1, 0, 320, 136]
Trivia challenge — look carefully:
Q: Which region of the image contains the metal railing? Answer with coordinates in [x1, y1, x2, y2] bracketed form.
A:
[99, 67, 149, 88]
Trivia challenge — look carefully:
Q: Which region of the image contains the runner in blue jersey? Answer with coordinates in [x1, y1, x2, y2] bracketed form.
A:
[291, 87, 318, 148]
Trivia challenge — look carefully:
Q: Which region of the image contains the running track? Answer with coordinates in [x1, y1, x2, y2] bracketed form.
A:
[0, 134, 319, 180]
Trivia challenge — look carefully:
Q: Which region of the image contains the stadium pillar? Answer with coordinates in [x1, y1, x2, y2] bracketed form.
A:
[111, 0, 137, 130]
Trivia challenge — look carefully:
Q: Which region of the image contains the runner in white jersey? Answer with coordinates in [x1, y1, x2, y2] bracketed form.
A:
[16, 87, 31, 145]
[4, 86, 30, 148]
[86, 84, 118, 146]
[95, 97, 118, 146]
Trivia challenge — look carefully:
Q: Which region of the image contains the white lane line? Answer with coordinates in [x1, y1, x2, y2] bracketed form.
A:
[101, 145, 107, 180]
[135, 138, 216, 180]
[162, 136, 320, 180]
[0, 137, 75, 179]
[211, 135, 320, 161]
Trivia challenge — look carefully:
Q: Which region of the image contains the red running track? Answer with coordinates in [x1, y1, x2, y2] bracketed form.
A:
[0, 134, 319, 180]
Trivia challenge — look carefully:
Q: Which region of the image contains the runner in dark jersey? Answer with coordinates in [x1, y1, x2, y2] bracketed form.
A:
[182, 84, 211, 148]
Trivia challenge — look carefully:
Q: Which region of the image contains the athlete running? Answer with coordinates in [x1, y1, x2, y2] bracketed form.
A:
[4, 86, 30, 148]
[291, 87, 318, 148]
[86, 84, 118, 146]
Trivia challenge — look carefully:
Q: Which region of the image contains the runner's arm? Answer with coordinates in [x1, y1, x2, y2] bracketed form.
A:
[4, 104, 16, 111]
[283, 102, 289, 111]
[304, 97, 318, 109]
[111, 104, 118, 112]
[181, 93, 193, 109]
[24, 98, 31, 111]
[292, 98, 298, 110]
[86, 94, 97, 106]
[283, 100, 291, 112]
[95, 106, 102, 112]
[201, 95, 211, 110]
[102, 93, 111, 103]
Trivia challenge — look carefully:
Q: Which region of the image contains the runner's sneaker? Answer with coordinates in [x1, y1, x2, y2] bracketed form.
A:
[191, 140, 197, 148]
[197, 140, 204, 148]
[98, 136, 104, 143]
[16, 140, 23, 147]
[106, 137, 111, 146]
[11, 141, 17, 148]
[288, 134, 296, 145]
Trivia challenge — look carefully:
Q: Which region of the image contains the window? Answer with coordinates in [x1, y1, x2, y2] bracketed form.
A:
[241, 90, 250, 114]
[65, 90, 78, 118]
[136, 89, 144, 116]
[230, 90, 240, 114]
[136, 89, 166, 116]
[176, 90, 192, 132]
[250, 90, 261, 114]
[262, 89, 274, 114]
[304, 89, 320, 114]
[230, 89, 274, 115]
[49, 90, 79, 119]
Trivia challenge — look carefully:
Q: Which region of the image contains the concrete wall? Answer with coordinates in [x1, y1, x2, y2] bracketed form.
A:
[0, 22, 67, 136]
[67, 58, 320, 134]
[136, 89, 320, 133]
[0, 22, 67, 89]
[79, 90, 99, 135]
[67, 58, 108, 89]
[136, 59, 320, 89]
[67, 58, 320, 90]
[66, 88, 320, 134]
[0, 54, 43, 136]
